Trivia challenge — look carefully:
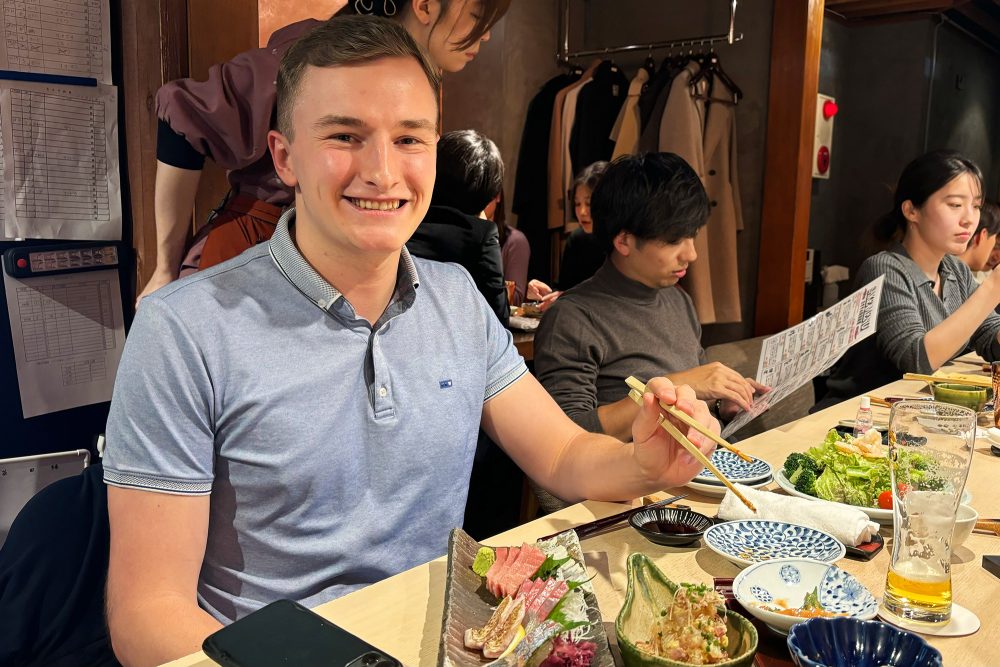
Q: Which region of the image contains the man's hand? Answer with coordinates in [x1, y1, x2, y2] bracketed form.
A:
[135, 267, 177, 308]
[718, 378, 770, 420]
[668, 362, 767, 413]
[630, 376, 719, 488]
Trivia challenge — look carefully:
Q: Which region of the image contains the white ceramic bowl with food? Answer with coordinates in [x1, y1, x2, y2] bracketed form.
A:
[732, 558, 878, 635]
[952, 504, 978, 548]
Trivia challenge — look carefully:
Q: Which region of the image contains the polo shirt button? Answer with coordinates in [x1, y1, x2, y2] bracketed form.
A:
[378, 386, 388, 398]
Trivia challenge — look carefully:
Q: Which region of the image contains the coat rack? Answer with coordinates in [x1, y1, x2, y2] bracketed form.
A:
[557, 0, 744, 64]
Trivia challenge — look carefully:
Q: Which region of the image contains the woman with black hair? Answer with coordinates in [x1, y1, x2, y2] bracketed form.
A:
[138, 0, 510, 305]
[820, 149, 1000, 405]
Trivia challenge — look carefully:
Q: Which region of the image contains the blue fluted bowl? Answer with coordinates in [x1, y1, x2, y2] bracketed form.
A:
[786, 617, 942, 667]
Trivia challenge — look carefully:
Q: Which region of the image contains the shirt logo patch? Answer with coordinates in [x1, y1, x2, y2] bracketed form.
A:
[439, 379, 453, 389]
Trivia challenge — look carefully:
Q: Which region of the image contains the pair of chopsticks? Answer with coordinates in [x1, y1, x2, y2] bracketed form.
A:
[537, 493, 689, 542]
[902, 373, 991, 388]
[974, 519, 1000, 536]
[624, 377, 756, 513]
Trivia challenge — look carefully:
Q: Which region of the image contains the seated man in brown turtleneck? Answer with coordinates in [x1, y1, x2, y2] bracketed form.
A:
[534, 152, 767, 440]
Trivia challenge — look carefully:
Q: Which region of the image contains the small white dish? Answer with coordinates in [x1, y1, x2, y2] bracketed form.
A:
[732, 558, 878, 635]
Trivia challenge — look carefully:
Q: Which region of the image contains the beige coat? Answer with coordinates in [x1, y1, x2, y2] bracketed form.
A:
[658, 63, 743, 324]
[611, 67, 650, 159]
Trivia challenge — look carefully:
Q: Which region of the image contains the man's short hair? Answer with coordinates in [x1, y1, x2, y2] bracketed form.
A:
[591, 152, 709, 254]
[978, 200, 1000, 239]
[276, 15, 441, 138]
[431, 130, 503, 215]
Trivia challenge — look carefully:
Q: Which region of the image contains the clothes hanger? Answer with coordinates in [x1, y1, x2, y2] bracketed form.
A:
[643, 46, 656, 76]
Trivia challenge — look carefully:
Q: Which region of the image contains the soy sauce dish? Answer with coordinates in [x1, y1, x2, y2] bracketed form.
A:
[629, 507, 713, 546]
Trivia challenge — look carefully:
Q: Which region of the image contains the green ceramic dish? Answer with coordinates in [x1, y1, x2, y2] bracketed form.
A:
[616, 553, 758, 667]
[930, 383, 989, 411]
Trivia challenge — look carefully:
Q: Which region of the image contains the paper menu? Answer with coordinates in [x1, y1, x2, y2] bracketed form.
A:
[3, 262, 124, 418]
[0, 79, 120, 240]
[721, 276, 885, 438]
[0, 0, 112, 83]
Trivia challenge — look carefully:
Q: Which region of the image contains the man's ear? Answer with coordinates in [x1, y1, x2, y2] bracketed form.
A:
[268, 129, 298, 189]
[612, 230, 632, 257]
[973, 228, 989, 248]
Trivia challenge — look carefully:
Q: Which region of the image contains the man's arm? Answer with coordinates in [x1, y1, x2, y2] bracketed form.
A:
[482, 373, 716, 503]
[135, 161, 202, 306]
[106, 487, 219, 667]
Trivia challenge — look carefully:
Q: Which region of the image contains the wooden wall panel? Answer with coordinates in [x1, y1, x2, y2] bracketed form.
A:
[120, 0, 187, 297]
[258, 0, 345, 46]
[754, 0, 825, 334]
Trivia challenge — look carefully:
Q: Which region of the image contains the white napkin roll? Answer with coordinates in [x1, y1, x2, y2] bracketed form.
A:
[718, 483, 880, 547]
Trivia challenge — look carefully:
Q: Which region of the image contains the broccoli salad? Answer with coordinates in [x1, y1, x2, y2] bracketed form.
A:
[781, 429, 942, 509]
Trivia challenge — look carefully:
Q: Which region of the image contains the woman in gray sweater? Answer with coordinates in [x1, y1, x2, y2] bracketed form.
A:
[822, 150, 1000, 405]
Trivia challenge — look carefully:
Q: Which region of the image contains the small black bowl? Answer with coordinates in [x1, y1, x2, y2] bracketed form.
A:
[628, 507, 713, 546]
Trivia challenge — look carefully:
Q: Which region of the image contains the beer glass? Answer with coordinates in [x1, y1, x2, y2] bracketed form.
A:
[882, 400, 975, 625]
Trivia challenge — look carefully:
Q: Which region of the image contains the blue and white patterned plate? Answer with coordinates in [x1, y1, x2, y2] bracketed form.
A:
[695, 449, 772, 485]
[703, 520, 846, 568]
[732, 558, 878, 634]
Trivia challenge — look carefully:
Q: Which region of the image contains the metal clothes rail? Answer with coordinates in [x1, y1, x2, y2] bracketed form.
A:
[557, 0, 744, 64]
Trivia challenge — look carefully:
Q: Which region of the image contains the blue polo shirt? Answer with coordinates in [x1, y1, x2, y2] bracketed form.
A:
[103, 209, 527, 622]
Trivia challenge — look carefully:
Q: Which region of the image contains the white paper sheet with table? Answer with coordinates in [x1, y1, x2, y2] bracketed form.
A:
[3, 262, 124, 418]
[721, 276, 885, 438]
[0, 0, 113, 83]
[0, 79, 120, 240]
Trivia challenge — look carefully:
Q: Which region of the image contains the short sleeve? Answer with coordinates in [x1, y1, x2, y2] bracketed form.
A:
[103, 297, 216, 495]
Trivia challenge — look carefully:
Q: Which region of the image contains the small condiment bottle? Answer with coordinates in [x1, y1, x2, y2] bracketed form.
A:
[853, 396, 873, 437]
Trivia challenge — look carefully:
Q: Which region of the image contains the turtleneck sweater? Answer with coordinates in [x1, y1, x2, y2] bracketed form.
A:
[534, 259, 706, 433]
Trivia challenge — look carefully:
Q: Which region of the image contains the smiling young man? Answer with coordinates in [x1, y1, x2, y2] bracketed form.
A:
[535, 153, 766, 442]
[101, 17, 718, 667]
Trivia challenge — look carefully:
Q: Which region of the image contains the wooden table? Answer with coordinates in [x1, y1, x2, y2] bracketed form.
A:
[166, 375, 1000, 666]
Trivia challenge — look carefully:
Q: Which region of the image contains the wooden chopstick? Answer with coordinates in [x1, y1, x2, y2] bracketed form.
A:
[536, 493, 689, 542]
[902, 373, 992, 388]
[625, 376, 752, 462]
[627, 388, 756, 513]
[974, 519, 1000, 536]
[865, 395, 893, 408]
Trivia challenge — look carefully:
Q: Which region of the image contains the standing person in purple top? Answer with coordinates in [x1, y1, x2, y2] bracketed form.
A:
[138, 0, 511, 306]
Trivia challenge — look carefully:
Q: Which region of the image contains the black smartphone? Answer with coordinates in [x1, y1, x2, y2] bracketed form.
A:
[202, 599, 402, 667]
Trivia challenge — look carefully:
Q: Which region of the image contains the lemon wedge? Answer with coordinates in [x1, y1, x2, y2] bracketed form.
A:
[497, 625, 525, 659]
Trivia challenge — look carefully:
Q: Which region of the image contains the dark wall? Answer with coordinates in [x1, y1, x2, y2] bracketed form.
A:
[926, 22, 1000, 201]
[582, 0, 775, 345]
[808, 16, 1000, 301]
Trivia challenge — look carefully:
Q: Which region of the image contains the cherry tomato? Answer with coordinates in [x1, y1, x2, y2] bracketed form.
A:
[877, 490, 893, 509]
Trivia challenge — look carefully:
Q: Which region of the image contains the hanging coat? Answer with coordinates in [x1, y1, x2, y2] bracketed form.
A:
[547, 62, 599, 232]
[701, 87, 744, 323]
[611, 67, 650, 159]
[512, 72, 580, 284]
[658, 62, 716, 324]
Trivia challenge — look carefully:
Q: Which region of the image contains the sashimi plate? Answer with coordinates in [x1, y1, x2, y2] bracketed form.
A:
[439, 527, 613, 667]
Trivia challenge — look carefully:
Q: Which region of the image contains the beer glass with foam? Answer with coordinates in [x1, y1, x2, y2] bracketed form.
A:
[882, 400, 975, 625]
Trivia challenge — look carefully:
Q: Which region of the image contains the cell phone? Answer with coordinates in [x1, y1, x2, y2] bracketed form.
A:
[202, 599, 402, 667]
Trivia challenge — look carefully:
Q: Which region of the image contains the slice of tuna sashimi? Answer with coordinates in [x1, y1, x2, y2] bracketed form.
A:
[485, 546, 510, 597]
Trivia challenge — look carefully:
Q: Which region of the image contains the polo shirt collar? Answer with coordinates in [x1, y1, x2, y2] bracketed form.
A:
[889, 242, 957, 288]
[268, 207, 420, 313]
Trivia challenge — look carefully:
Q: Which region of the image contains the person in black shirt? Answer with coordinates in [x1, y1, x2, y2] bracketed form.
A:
[559, 161, 609, 290]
